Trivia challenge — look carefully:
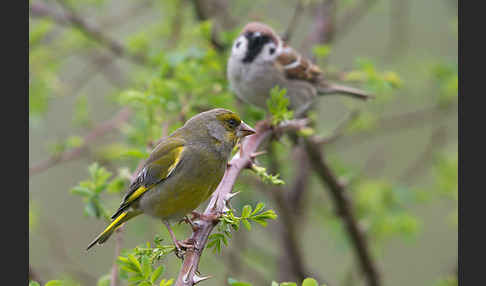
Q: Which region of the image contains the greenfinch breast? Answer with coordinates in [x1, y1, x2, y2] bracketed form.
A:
[87, 108, 255, 250]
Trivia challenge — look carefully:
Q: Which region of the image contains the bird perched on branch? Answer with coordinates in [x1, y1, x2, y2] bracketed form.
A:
[227, 22, 371, 114]
[86, 108, 255, 253]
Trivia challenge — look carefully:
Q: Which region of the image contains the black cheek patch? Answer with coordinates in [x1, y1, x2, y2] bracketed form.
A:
[242, 33, 273, 63]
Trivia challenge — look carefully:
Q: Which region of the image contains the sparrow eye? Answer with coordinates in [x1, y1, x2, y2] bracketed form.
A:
[269, 47, 275, 55]
[235, 41, 241, 48]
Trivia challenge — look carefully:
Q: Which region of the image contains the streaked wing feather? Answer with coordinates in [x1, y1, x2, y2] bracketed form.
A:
[276, 45, 322, 83]
[111, 137, 186, 219]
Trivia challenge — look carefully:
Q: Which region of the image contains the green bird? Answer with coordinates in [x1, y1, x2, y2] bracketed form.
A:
[86, 108, 255, 251]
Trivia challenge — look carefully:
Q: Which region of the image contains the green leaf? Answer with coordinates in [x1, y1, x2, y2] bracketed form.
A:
[280, 283, 297, 286]
[252, 202, 265, 215]
[302, 278, 319, 286]
[97, 274, 111, 286]
[228, 277, 253, 286]
[84, 200, 100, 218]
[151, 265, 164, 283]
[160, 278, 174, 286]
[242, 219, 251, 231]
[128, 254, 143, 274]
[266, 86, 293, 125]
[45, 281, 63, 286]
[271, 282, 279, 286]
[312, 44, 331, 59]
[141, 255, 152, 278]
[71, 186, 93, 197]
[29, 281, 40, 286]
[241, 205, 252, 218]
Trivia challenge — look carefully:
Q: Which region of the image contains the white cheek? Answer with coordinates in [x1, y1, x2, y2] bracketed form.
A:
[231, 36, 248, 60]
[260, 44, 278, 62]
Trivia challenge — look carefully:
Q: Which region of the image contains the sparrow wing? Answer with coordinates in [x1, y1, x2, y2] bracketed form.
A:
[275, 44, 322, 83]
[111, 137, 186, 219]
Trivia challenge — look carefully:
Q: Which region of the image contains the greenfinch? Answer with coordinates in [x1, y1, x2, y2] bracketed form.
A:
[87, 108, 255, 251]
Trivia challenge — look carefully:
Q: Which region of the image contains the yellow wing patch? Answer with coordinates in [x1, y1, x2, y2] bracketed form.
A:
[125, 186, 148, 204]
[124, 146, 184, 204]
[166, 146, 184, 177]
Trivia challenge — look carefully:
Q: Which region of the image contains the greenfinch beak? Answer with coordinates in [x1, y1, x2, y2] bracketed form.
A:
[237, 121, 256, 138]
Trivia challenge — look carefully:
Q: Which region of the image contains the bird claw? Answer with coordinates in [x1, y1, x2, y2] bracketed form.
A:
[174, 238, 198, 259]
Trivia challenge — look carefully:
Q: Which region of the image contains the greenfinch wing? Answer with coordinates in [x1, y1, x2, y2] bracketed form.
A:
[111, 137, 186, 219]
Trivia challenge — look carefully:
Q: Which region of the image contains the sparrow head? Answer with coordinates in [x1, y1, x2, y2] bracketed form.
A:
[231, 22, 281, 64]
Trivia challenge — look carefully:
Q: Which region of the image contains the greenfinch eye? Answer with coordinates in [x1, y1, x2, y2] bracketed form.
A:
[228, 118, 239, 128]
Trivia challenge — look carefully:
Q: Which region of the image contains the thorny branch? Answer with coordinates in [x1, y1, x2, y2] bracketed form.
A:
[174, 119, 309, 286]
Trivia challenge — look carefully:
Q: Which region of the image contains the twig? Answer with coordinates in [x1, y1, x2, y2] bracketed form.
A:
[332, 104, 456, 150]
[30, 1, 148, 65]
[282, 0, 305, 42]
[174, 119, 308, 286]
[385, 0, 410, 61]
[313, 110, 360, 145]
[191, 0, 238, 52]
[262, 143, 322, 283]
[399, 125, 448, 182]
[110, 225, 125, 286]
[29, 108, 133, 176]
[303, 138, 381, 286]
[29, 265, 43, 284]
[301, 0, 336, 56]
[335, 0, 378, 41]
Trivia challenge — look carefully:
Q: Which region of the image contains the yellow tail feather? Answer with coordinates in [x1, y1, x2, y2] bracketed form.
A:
[86, 211, 141, 250]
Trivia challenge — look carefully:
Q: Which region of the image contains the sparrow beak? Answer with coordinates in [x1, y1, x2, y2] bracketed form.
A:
[237, 121, 256, 138]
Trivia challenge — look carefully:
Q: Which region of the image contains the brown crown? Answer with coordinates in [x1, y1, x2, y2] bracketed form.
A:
[241, 22, 279, 44]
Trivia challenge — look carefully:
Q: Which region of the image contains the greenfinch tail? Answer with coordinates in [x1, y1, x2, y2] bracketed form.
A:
[86, 210, 141, 250]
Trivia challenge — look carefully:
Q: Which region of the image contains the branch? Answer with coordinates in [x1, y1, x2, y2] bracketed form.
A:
[313, 110, 360, 145]
[30, 1, 148, 65]
[303, 138, 381, 286]
[29, 108, 133, 176]
[301, 0, 336, 56]
[110, 226, 124, 286]
[281, 0, 305, 43]
[29, 265, 43, 285]
[332, 104, 457, 150]
[174, 119, 308, 286]
[191, 0, 237, 52]
[335, 0, 378, 41]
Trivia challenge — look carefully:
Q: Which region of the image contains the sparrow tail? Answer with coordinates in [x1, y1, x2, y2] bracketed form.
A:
[317, 83, 373, 100]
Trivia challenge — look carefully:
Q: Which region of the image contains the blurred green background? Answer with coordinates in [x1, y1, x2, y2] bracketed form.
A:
[29, 0, 457, 285]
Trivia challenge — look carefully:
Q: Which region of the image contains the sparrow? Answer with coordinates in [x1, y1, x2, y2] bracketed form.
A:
[227, 22, 371, 114]
[86, 108, 255, 252]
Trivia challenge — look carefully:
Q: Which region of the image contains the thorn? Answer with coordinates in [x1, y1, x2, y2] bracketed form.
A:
[183, 264, 194, 283]
[193, 274, 212, 284]
[224, 191, 240, 202]
[251, 151, 267, 158]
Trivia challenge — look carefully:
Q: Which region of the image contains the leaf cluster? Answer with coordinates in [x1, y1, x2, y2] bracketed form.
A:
[207, 203, 277, 254]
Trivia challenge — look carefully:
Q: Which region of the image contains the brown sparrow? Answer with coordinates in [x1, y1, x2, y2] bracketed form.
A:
[227, 22, 371, 114]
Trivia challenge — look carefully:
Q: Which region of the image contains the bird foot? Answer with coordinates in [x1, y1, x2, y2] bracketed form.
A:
[173, 238, 198, 259]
